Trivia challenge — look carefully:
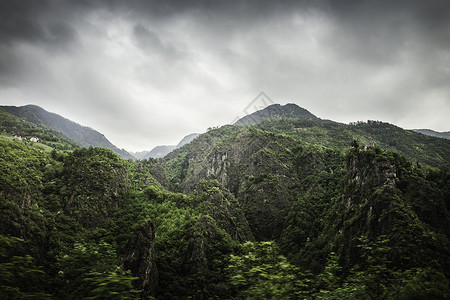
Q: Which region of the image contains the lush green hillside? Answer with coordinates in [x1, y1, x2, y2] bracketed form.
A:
[0, 138, 253, 298]
[231, 103, 450, 169]
[253, 118, 450, 169]
[0, 107, 78, 151]
[1, 104, 449, 299]
[1, 105, 134, 159]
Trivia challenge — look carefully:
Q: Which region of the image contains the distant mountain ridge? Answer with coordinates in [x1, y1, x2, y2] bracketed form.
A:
[132, 133, 200, 160]
[1, 105, 134, 159]
[132, 146, 176, 160]
[2, 103, 448, 162]
[412, 129, 450, 140]
[234, 103, 319, 126]
[176, 133, 200, 148]
[1, 103, 202, 160]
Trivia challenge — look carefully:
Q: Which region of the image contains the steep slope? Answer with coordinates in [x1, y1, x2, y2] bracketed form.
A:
[2, 105, 134, 159]
[330, 146, 449, 272]
[163, 125, 343, 240]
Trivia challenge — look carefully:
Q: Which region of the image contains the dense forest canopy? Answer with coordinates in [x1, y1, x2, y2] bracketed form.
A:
[1, 104, 449, 299]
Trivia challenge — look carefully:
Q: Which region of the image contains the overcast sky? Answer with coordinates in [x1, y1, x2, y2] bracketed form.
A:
[1, 0, 449, 151]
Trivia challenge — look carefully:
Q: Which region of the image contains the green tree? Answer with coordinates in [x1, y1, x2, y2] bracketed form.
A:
[83, 271, 141, 300]
[320, 235, 450, 300]
[353, 235, 395, 299]
[55, 241, 139, 299]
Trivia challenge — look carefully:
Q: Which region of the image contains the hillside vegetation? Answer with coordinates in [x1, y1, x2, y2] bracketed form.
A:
[1, 103, 449, 299]
[1, 105, 134, 159]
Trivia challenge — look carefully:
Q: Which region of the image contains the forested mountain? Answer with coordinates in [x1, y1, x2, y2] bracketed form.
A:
[1, 103, 449, 299]
[1, 105, 134, 159]
[234, 103, 319, 125]
[0, 107, 79, 150]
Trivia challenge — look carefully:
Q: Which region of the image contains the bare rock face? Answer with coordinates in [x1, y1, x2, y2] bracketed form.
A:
[342, 147, 401, 236]
[123, 221, 158, 298]
[345, 147, 398, 209]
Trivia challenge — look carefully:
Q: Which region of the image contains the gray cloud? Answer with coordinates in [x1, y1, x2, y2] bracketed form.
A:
[46, 22, 79, 48]
[0, 0, 449, 151]
[133, 23, 186, 61]
[0, 0, 49, 44]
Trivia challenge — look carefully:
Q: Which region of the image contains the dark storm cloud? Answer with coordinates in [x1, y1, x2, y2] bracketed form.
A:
[2, 0, 449, 42]
[46, 23, 78, 47]
[90, 0, 315, 17]
[0, 0, 78, 46]
[1, 0, 449, 150]
[0, 0, 49, 44]
[0, 0, 79, 80]
[133, 23, 185, 60]
[0, 20, 78, 87]
[325, 0, 450, 62]
[2, 0, 447, 66]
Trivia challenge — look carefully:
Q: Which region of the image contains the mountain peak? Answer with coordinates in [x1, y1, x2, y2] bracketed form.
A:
[234, 103, 319, 126]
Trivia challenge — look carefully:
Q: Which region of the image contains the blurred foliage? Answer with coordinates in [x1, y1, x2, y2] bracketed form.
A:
[227, 241, 303, 299]
[0, 235, 51, 299]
